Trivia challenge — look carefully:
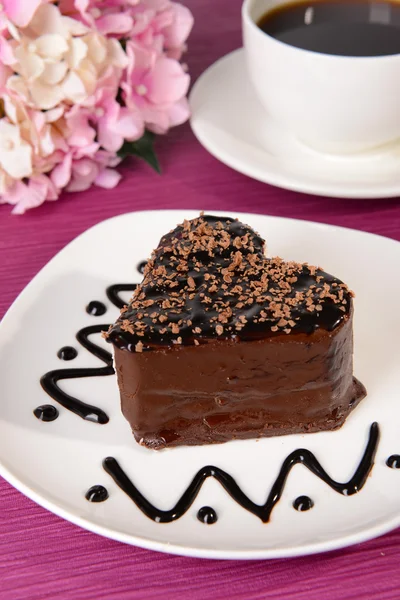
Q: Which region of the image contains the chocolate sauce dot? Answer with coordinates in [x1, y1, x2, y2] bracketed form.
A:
[137, 260, 147, 274]
[57, 346, 78, 361]
[293, 496, 314, 512]
[85, 485, 109, 503]
[197, 506, 218, 524]
[386, 455, 400, 469]
[86, 301, 107, 316]
[34, 405, 59, 422]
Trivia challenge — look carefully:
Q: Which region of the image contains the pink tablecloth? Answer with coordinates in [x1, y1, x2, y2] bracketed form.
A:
[1, 1, 400, 598]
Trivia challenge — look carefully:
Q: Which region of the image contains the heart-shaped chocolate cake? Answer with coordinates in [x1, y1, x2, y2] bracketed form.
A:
[106, 214, 366, 449]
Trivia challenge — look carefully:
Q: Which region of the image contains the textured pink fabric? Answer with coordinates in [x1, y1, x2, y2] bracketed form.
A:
[1, 1, 400, 598]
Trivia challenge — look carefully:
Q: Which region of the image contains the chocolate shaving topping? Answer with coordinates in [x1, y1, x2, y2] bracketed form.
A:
[106, 215, 352, 352]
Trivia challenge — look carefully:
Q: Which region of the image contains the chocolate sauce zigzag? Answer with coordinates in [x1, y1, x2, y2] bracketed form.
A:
[106, 284, 138, 309]
[40, 325, 113, 424]
[103, 422, 379, 523]
[40, 286, 138, 423]
[105, 215, 353, 352]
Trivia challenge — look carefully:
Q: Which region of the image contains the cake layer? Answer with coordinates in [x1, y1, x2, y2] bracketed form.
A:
[114, 313, 366, 449]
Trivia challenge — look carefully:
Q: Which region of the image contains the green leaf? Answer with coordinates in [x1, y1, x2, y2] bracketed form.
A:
[118, 131, 161, 174]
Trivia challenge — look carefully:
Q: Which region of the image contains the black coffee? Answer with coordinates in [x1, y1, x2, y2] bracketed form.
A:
[257, 1, 400, 56]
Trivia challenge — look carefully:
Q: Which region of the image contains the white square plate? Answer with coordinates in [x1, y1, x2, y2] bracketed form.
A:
[0, 210, 399, 559]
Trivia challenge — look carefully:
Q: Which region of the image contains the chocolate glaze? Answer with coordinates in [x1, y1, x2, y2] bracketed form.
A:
[86, 301, 107, 316]
[197, 506, 218, 524]
[85, 485, 109, 502]
[57, 346, 78, 361]
[107, 215, 352, 351]
[386, 455, 400, 469]
[40, 325, 113, 424]
[293, 496, 314, 511]
[34, 405, 59, 422]
[103, 422, 379, 523]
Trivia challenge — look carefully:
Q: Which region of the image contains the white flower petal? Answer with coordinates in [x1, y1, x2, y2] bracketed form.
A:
[63, 16, 89, 37]
[4, 96, 19, 124]
[0, 141, 32, 179]
[75, 59, 97, 95]
[30, 80, 65, 110]
[20, 121, 38, 153]
[6, 75, 30, 103]
[8, 21, 21, 42]
[62, 71, 87, 102]
[39, 126, 55, 156]
[40, 60, 68, 85]
[33, 34, 69, 60]
[65, 38, 88, 69]
[27, 4, 66, 37]
[0, 120, 21, 145]
[84, 33, 107, 66]
[14, 46, 44, 80]
[108, 39, 129, 69]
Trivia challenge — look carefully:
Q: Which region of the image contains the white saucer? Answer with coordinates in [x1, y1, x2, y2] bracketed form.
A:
[1, 210, 400, 560]
[190, 49, 400, 199]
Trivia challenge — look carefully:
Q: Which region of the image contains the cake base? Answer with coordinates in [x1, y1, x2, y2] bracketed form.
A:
[130, 377, 366, 448]
[114, 317, 366, 450]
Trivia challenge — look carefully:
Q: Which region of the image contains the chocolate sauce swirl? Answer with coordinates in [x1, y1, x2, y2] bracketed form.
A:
[103, 423, 379, 523]
[106, 284, 138, 309]
[39, 286, 137, 423]
[40, 325, 113, 424]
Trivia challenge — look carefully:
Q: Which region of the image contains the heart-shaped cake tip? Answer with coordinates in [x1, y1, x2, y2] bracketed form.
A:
[106, 214, 366, 449]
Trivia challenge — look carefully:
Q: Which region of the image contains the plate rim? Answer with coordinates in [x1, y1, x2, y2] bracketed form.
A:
[189, 48, 400, 200]
[1, 209, 399, 560]
[2, 459, 400, 560]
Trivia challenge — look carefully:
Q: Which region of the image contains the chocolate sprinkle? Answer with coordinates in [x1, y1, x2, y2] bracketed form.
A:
[106, 215, 352, 352]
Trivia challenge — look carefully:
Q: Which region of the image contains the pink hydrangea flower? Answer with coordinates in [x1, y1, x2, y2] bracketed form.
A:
[123, 40, 189, 133]
[0, 0, 193, 214]
[3, 0, 45, 28]
[52, 150, 122, 193]
[1, 174, 59, 215]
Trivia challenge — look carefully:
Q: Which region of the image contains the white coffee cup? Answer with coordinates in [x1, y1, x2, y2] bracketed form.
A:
[242, 0, 400, 154]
